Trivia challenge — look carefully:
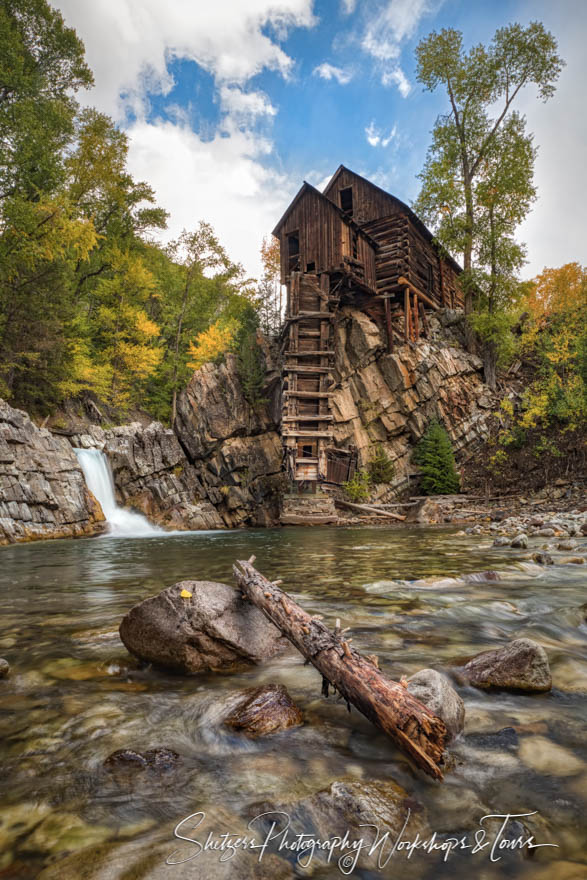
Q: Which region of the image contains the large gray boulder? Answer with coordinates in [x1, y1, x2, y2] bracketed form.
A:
[0, 399, 105, 545]
[119, 581, 288, 673]
[463, 638, 552, 692]
[407, 668, 465, 740]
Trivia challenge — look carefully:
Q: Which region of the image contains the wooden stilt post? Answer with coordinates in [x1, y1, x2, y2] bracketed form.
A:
[404, 287, 410, 342]
[418, 301, 429, 338]
[413, 292, 419, 340]
[384, 297, 394, 353]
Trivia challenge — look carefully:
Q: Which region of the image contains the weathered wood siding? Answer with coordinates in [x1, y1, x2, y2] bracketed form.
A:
[324, 167, 401, 225]
[277, 187, 376, 289]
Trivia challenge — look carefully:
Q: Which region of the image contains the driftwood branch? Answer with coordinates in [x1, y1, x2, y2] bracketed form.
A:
[233, 559, 448, 780]
[335, 499, 406, 521]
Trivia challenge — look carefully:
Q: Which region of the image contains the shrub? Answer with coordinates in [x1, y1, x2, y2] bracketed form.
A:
[342, 470, 371, 503]
[367, 444, 395, 484]
[414, 421, 461, 495]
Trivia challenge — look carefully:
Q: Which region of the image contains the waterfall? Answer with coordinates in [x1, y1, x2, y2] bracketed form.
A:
[74, 448, 162, 538]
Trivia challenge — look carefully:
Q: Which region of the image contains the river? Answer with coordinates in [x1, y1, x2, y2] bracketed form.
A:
[0, 526, 586, 878]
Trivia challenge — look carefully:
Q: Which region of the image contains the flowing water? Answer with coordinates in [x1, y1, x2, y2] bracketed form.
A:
[0, 526, 586, 878]
[74, 448, 162, 538]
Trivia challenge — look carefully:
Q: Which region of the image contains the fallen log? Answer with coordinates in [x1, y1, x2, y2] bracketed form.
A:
[233, 559, 448, 780]
[335, 499, 406, 521]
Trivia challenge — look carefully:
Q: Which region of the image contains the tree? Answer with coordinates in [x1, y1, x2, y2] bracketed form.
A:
[0, 0, 93, 201]
[257, 235, 282, 335]
[415, 23, 564, 352]
[517, 264, 587, 430]
[414, 421, 460, 495]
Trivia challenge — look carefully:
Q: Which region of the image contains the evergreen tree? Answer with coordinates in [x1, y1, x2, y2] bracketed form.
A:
[415, 421, 461, 495]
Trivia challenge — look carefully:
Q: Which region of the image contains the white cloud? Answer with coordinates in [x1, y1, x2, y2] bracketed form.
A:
[127, 117, 295, 276]
[381, 67, 411, 97]
[219, 87, 276, 121]
[359, 0, 433, 95]
[515, 1, 587, 278]
[365, 121, 398, 148]
[313, 62, 353, 85]
[340, 0, 357, 13]
[365, 121, 381, 147]
[361, 0, 431, 62]
[53, 1, 316, 277]
[55, 0, 317, 120]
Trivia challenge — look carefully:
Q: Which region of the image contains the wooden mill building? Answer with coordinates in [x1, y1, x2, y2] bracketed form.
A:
[272, 165, 464, 489]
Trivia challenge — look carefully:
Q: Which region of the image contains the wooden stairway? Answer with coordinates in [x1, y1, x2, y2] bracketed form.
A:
[282, 272, 334, 486]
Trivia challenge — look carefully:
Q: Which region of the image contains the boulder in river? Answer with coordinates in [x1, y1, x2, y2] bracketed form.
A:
[0, 658, 9, 678]
[224, 684, 302, 736]
[405, 497, 442, 523]
[533, 551, 554, 565]
[119, 581, 287, 674]
[463, 638, 552, 692]
[511, 533, 528, 548]
[406, 668, 465, 740]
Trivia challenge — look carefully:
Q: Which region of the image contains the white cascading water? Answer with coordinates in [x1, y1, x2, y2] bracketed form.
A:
[74, 447, 162, 538]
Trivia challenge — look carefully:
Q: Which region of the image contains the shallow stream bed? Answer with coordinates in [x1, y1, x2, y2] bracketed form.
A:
[0, 526, 586, 878]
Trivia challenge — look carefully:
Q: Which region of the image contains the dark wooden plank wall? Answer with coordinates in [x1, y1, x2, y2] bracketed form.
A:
[278, 187, 376, 290]
[323, 168, 401, 225]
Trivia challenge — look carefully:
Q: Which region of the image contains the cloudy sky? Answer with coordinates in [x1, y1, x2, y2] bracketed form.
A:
[55, 0, 586, 279]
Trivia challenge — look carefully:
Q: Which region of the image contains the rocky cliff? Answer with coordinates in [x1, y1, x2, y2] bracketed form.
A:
[330, 308, 494, 487]
[0, 401, 104, 545]
[174, 355, 284, 527]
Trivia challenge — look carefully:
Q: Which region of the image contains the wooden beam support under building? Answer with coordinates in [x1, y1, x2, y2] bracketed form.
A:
[404, 287, 410, 342]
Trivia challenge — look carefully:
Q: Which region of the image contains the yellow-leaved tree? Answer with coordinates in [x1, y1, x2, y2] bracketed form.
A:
[187, 320, 237, 370]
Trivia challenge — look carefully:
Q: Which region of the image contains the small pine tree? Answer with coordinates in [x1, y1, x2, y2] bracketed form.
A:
[342, 470, 371, 502]
[414, 421, 461, 495]
[367, 444, 395, 484]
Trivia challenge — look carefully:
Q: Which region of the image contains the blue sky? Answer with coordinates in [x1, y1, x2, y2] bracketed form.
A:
[56, 0, 586, 278]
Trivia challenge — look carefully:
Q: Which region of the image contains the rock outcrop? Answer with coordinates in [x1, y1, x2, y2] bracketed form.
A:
[119, 580, 288, 673]
[0, 400, 105, 545]
[174, 354, 284, 527]
[462, 638, 552, 692]
[331, 308, 493, 488]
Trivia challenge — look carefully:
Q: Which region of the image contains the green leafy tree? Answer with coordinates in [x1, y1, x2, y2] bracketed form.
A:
[367, 444, 395, 484]
[235, 305, 266, 407]
[342, 470, 371, 503]
[414, 421, 461, 495]
[0, 0, 93, 200]
[414, 23, 564, 351]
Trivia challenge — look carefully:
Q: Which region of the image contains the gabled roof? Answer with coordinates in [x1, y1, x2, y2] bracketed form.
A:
[272, 180, 378, 249]
[323, 164, 463, 275]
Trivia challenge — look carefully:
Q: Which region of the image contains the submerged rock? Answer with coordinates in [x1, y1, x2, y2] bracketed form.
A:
[406, 668, 465, 740]
[224, 684, 303, 736]
[0, 658, 9, 678]
[533, 551, 554, 565]
[104, 747, 180, 773]
[519, 736, 584, 777]
[462, 638, 552, 692]
[119, 580, 287, 674]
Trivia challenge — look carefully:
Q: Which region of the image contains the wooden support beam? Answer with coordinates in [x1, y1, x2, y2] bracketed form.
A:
[282, 415, 334, 422]
[284, 391, 333, 398]
[398, 276, 439, 311]
[404, 287, 410, 342]
[384, 296, 394, 353]
[286, 350, 335, 357]
[418, 300, 429, 338]
[233, 560, 448, 780]
[413, 292, 419, 340]
[283, 430, 333, 438]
